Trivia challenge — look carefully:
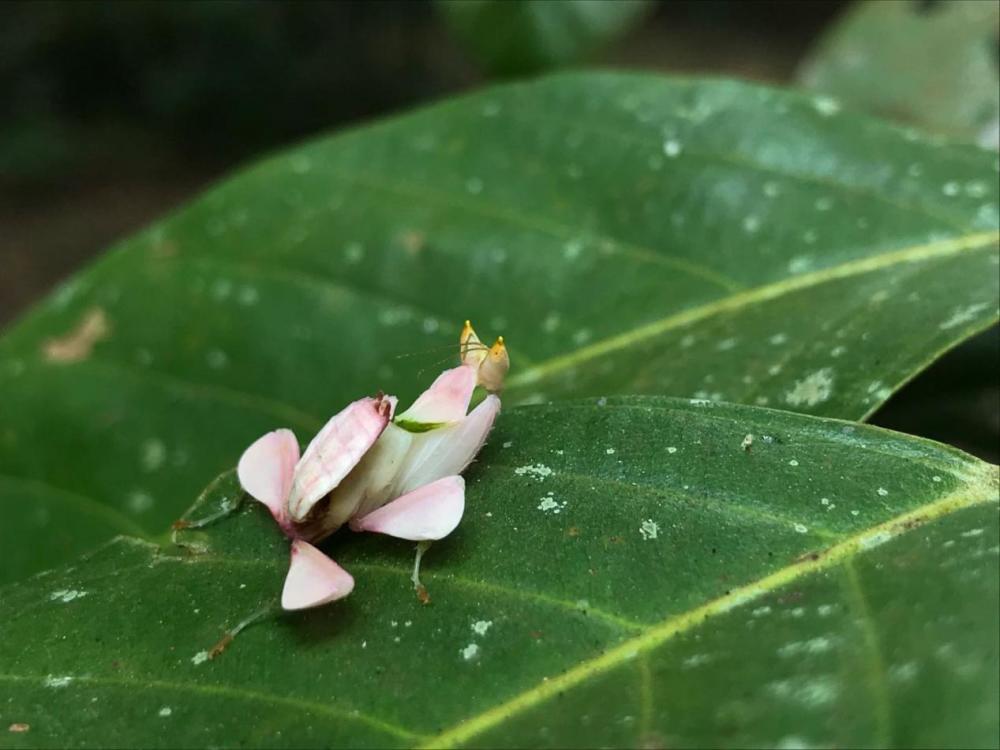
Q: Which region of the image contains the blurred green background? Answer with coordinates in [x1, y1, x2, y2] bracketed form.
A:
[0, 0, 996, 461]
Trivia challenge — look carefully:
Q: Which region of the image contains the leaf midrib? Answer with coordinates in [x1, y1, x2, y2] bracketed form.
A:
[506, 231, 1000, 390]
[422, 469, 998, 748]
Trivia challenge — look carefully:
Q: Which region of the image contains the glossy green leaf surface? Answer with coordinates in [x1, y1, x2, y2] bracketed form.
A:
[438, 0, 653, 76]
[0, 71, 998, 585]
[799, 0, 1000, 148]
[1, 398, 997, 748]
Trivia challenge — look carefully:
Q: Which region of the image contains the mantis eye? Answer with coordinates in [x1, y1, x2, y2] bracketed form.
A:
[459, 320, 509, 393]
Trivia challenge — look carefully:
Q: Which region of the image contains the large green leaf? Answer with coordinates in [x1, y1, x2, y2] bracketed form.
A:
[798, 0, 1000, 148]
[437, 0, 653, 76]
[0, 71, 998, 585]
[1, 398, 997, 747]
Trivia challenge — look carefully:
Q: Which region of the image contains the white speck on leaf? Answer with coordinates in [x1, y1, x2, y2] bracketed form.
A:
[461, 643, 480, 661]
[158, 706, 172, 718]
[237, 285, 259, 306]
[667, 446, 677, 454]
[777, 637, 835, 658]
[206, 349, 229, 369]
[785, 368, 834, 407]
[44, 675, 73, 688]
[141, 439, 167, 472]
[50, 589, 88, 603]
[605, 447, 615, 455]
[639, 519, 660, 541]
[471, 620, 493, 637]
[127, 490, 155, 514]
[663, 139, 682, 157]
[563, 239, 583, 260]
[794, 523, 808, 534]
[939, 303, 991, 330]
[877, 487, 889, 497]
[191, 651, 209, 665]
[812, 96, 840, 116]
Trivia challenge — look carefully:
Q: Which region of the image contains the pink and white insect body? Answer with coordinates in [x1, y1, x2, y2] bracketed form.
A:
[237, 322, 509, 610]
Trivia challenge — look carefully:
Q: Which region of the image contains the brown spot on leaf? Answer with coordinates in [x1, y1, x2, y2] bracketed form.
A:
[42, 307, 111, 363]
[400, 230, 426, 255]
[566, 526, 580, 537]
[778, 590, 805, 604]
[150, 239, 178, 259]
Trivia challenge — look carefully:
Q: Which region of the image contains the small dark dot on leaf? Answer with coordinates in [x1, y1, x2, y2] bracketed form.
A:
[912, 0, 944, 15]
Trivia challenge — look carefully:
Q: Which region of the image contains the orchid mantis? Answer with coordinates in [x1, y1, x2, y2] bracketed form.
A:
[236, 321, 509, 611]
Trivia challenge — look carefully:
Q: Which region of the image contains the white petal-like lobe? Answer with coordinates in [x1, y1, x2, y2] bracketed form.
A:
[288, 396, 391, 522]
[393, 395, 500, 495]
[281, 539, 355, 610]
[394, 365, 477, 426]
[236, 428, 299, 523]
[351, 475, 465, 540]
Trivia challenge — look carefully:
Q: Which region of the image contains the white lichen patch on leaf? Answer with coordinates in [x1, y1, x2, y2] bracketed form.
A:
[460, 643, 480, 661]
[639, 519, 660, 541]
[471, 620, 493, 637]
[785, 368, 834, 408]
[537, 493, 567, 514]
[515, 463, 553, 481]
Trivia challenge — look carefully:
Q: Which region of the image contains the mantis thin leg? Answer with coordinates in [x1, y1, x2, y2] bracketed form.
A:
[411, 540, 433, 604]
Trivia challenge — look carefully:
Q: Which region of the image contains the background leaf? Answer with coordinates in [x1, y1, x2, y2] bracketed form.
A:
[1, 398, 997, 748]
[437, 0, 653, 76]
[798, 0, 1000, 149]
[0, 71, 998, 585]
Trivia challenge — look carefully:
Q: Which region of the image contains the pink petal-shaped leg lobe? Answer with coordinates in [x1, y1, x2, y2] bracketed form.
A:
[351, 475, 465, 541]
[395, 365, 477, 427]
[237, 428, 299, 524]
[281, 539, 355, 611]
